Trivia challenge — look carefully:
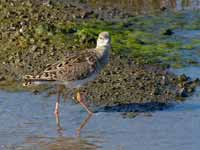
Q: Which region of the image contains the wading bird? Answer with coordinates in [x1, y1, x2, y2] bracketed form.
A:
[23, 32, 111, 134]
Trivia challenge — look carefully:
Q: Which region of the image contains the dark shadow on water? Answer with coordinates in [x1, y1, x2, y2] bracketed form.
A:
[96, 102, 172, 113]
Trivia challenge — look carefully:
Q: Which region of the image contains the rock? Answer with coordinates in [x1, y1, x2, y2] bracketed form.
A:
[151, 88, 160, 95]
[42, 0, 53, 7]
[187, 87, 194, 93]
[32, 89, 40, 95]
[160, 75, 167, 85]
[178, 88, 188, 97]
[122, 112, 138, 118]
[178, 74, 189, 82]
[160, 7, 167, 11]
[0, 75, 6, 81]
[81, 10, 94, 19]
[30, 45, 38, 52]
[163, 29, 174, 35]
[194, 78, 200, 85]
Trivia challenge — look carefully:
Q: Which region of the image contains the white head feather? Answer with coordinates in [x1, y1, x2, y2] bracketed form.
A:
[96, 32, 111, 48]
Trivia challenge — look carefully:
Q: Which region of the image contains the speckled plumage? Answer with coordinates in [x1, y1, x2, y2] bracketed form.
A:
[23, 32, 111, 88]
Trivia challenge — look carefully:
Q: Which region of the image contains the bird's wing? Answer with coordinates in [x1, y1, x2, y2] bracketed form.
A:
[23, 49, 99, 82]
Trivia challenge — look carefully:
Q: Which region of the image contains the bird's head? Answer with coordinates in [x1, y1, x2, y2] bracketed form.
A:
[96, 32, 111, 48]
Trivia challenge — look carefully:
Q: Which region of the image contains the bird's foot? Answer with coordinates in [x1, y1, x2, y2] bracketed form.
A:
[76, 91, 92, 113]
[87, 110, 93, 115]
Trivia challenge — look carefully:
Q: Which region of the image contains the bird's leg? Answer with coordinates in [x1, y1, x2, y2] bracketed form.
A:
[54, 85, 65, 132]
[76, 90, 93, 115]
[54, 85, 62, 116]
[55, 110, 64, 134]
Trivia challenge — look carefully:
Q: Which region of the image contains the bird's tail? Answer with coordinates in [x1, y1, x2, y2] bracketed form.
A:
[23, 74, 56, 86]
[23, 75, 41, 86]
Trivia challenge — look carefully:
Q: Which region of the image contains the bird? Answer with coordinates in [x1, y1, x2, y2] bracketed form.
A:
[23, 32, 111, 119]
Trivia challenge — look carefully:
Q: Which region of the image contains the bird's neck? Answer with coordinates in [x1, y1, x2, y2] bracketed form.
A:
[95, 45, 110, 59]
[95, 45, 110, 66]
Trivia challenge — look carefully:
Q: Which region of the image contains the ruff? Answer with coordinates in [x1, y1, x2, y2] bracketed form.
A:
[23, 32, 111, 132]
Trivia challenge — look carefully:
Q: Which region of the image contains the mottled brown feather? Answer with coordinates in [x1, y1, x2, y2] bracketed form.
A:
[24, 49, 99, 82]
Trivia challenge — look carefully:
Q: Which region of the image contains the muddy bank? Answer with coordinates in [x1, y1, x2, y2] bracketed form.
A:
[81, 56, 199, 107]
[0, 0, 200, 110]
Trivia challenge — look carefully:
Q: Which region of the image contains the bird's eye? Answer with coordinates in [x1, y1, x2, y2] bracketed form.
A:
[99, 37, 103, 40]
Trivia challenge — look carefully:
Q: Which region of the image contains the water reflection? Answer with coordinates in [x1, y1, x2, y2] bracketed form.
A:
[55, 112, 92, 137]
[19, 136, 98, 150]
[76, 113, 93, 137]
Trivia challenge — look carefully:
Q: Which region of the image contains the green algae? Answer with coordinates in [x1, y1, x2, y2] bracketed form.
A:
[74, 19, 184, 64]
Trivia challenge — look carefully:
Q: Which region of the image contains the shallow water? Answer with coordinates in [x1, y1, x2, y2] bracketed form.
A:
[174, 30, 200, 66]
